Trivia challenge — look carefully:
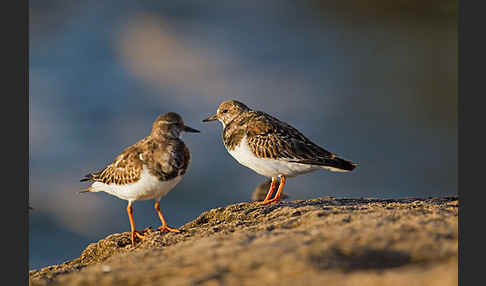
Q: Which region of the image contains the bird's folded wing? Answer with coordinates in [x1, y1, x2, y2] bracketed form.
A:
[81, 145, 144, 185]
[245, 112, 336, 164]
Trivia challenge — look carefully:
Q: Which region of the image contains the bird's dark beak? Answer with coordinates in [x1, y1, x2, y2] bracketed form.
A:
[202, 114, 218, 122]
[183, 125, 200, 133]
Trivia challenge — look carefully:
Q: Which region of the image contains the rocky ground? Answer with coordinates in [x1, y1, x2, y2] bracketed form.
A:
[29, 197, 458, 286]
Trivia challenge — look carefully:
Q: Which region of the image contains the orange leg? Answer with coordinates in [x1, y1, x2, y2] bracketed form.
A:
[257, 175, 286, 205]
[256, 177, 277, 205]
[127, 203, 150, 246]
[155, 201, 180, 233]
[264, 177, 278, 201]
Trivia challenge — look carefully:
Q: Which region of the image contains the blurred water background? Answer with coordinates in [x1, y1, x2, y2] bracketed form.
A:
[29, 0, 457, 270]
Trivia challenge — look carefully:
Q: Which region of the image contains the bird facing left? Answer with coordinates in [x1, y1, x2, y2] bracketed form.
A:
[79, 112, 200, 246]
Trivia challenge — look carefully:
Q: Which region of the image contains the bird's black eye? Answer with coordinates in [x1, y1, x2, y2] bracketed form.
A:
[222, 109, 228, 113]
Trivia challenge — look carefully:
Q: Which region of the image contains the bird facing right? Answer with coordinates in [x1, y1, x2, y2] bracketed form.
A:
[79, 112, 199, 246]
[203, 100, 357, 205]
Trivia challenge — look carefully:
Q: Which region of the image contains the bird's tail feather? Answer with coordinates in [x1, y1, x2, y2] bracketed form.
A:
[288, 156, 357, 172]
[322, 157, 357, 172]
[80, 173, 94, 182]
[78, 187, 93, 194]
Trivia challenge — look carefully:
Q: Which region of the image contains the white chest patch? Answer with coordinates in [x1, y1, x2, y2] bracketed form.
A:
[227, 136, 318, 178]
[90, 166, 183, 202]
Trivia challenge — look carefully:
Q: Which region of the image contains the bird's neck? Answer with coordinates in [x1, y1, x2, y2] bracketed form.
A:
[223, 112, 249, 150]
[151, 132, 180, 142]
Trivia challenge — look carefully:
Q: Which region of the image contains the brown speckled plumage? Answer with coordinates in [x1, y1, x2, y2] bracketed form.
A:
[81, 113, 191, 186]
[219, 102, 356, 171]
[203, 100, 356, 205]
[80, 112, 198, 246]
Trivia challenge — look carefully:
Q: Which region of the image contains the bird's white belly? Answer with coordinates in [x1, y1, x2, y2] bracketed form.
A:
[91, 167, 183, 202]
[227, 136, 318, 178]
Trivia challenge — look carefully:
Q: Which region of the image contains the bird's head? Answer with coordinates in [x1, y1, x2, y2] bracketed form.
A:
[202, 100, 250, 127]
[152, 112, 200, 139]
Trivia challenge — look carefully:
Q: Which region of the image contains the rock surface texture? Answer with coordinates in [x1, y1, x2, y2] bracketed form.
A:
[30, 197, 458, 286]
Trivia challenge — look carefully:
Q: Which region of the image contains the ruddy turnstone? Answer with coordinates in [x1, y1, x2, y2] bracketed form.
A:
[203, 100, 357, 205]
[79, 112, 199, 246]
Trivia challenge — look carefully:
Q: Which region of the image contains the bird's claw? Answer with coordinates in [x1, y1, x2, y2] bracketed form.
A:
[158, 225, 181, 233]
